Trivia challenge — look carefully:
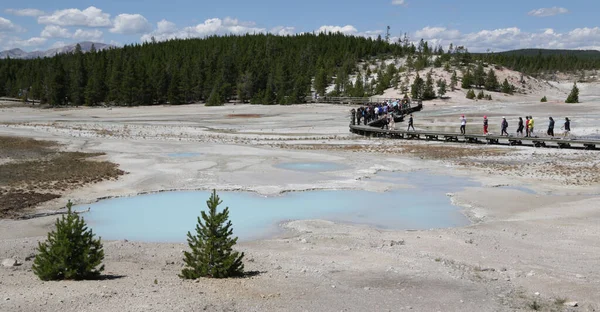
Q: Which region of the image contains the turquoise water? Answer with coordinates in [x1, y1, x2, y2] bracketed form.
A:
[275, 162, 350, 172]
[81, 172, 475, 243]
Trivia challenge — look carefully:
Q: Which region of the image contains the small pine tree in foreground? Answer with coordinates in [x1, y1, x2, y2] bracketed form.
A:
[541, 96, 548, 102]
[466, 89, 476, 99]
[565, 83, 579, 103]
[180, 190, 244, 279]
[33, 201, 104, 281]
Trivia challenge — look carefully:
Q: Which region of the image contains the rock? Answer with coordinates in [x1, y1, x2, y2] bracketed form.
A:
[575, 274, 585, 279]
[563, 301, 578, 307]
[4, 298, 9, 301]
[534, 292, 540, 296]
[2, 258, 19, 267]
[363, 287, 370, 291]
[526, 271, 535, 277]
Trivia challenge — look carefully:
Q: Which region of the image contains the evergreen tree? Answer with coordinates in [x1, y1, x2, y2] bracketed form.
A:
[313, 68, 328, 96]
[410, 73, 424, 99]
[450, 70, 458, 90]
[466, 89, 476, 99]
[69, 44, 86, 105]
[484, 68, 499, 91]
[477, 90, 485, 99]
[461, 68, 473, 89]
[565, 82, 579, 103]
[501, 78, 513, 94]
[48, 58, 67, 106]
[168, 66, 183, 104]
[180, 190, 244, 279]
[473, 62, 486, 88]
[422, 71, 436, 100]
[541, 96, 548, 102]
[206, 86, 224, 106]
[121, 58, 139, 106]
[85, 54, 106, 106]
[436, 79, 447, 98]
[32, 201, 104, 281]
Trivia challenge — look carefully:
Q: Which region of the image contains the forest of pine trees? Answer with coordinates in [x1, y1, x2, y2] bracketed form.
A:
[2, 33, 600, 106]
[0, 33, 413, 106]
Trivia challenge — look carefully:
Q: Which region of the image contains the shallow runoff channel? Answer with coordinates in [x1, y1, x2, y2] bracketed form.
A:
[81, 163, 478, 242]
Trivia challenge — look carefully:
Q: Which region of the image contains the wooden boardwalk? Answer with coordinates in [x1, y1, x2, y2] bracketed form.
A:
[349, 125, 600, 150]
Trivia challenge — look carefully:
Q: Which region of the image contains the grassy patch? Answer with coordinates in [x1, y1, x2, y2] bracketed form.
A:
[0, 136, 124, 218]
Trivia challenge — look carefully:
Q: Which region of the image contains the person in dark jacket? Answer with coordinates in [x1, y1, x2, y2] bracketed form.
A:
[407, 114, 415, 131]
[516, 117, 524, 136]
[501, 117, 509, 136]
[561, 117, 571, 137]
[547, 117, 555, 137]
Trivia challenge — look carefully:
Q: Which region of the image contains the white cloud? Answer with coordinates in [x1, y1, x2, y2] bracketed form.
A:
[9, 36, 47, 48]
[141, 17, 269, 42]
[41, 25, 71, 38]
[270, 26, 296, 36]
[412, 26, 600, 52]
[391, 0, 406, 5]
[5, 8, 46, 17]
[110, 14, 152, 35]
[415, 27, 460, 40]
[316, 25, 358, 35]
[73, 29, 103, 41]
[528, 7, 569, 17]
[38, 6, 111, 27]
[0, 17, 24, 32]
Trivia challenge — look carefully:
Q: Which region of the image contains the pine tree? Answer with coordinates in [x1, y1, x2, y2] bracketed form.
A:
[168, 66, 183, 105]
[477, 90, 485, 99]
[484, 68, 499, 91]
[410, 73, 424, 99]
[206, 86, 224, 106]
[501, 78, 513, 94]
[436, 79, 447, 98]
[313, 68, 328, 96]
[48, 58, 67, 106]
[565, 82, 579, 103]
[450, 70, 458, 90]
[541, 96, 548, 102]
[180, 190, 244, 279]
[466, 89, 476, 99]
[461, 69, 473, 89]
[70, 44, 86, 106]
[473, 62, 486, 88]
[32, 201, 104, 281]
[422, 71, 436, 100]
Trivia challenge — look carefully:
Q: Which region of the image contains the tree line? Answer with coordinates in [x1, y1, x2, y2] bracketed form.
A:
[1, 33, 599, 106]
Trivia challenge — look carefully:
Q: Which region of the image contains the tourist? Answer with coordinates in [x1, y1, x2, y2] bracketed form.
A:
[483, 116, 489, 135]
[460, 115, 467, 134]
[529, 116, 535, 137]
[547, 117, 555, 137]
[561, 117, 571, 137]
[501, 117, 509, 136]
[525, 116, 530, 137]
[389, 114, 395, 130]
[407, 114, 415, 131]
[517, 117, 524, 136]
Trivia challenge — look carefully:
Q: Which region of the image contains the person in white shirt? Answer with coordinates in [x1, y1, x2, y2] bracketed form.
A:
[460, 115, 467, 134]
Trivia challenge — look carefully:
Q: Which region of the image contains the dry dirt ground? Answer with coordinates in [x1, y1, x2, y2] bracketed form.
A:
[1, 90, 599, 311]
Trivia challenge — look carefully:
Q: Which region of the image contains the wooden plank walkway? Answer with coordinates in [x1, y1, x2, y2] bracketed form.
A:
[349, 125, 600, 150]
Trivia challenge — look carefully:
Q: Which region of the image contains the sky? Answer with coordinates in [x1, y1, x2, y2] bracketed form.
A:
[0, 0, 599, 52]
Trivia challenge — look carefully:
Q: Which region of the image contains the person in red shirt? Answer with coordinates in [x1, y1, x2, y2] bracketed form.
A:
[483, 116, 488, 134]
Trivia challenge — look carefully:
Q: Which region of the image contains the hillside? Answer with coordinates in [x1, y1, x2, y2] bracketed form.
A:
[0, 34, 597, 106]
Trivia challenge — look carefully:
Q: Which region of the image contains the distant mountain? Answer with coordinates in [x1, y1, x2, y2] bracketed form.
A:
[0, 42, 114, 59]
[488, 49, 600, 58]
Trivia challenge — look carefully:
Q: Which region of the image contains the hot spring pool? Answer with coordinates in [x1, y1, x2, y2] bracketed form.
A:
[80, 172, 477, 242]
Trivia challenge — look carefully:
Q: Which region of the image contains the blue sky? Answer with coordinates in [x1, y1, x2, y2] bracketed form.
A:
[1, 0, 598, 52]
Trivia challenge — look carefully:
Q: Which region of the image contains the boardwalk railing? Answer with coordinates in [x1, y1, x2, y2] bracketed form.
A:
[349, 124, 600, 150]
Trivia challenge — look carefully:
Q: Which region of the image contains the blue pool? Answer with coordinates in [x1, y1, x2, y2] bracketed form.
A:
[81, 172, 477, 242]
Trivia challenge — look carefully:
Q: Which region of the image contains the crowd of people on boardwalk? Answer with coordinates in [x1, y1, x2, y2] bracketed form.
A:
[466, 115, 571, 138]
[353, 98, 412, 126]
